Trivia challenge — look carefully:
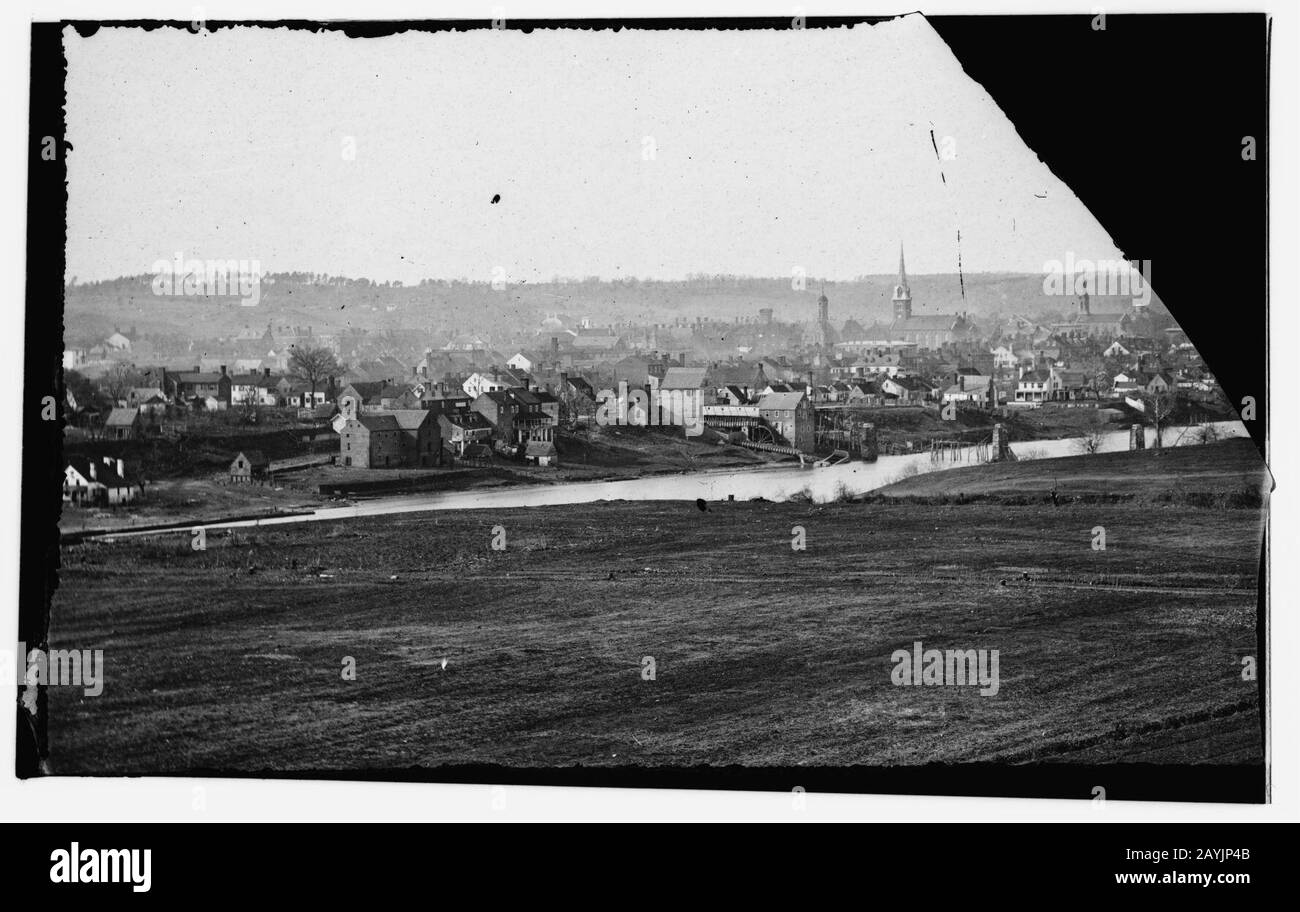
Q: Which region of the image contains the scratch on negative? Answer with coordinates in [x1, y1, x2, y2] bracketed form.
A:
[956, 229, 966, 303]
[929, 129, 946, 185]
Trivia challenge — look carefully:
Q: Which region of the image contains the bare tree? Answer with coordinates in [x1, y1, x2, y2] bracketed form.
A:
[1075, 412, 1106, 455]
[287, 345, 341, 404]
[1142, 386, 1178, 449]
[99, 362, 144, 404]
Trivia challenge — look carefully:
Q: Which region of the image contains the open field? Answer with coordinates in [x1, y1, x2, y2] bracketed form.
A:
[873, 437, 1271, 506]
[47, 442, 1265, 774]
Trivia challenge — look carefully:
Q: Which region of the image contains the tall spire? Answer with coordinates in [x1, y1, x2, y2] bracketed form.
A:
[892, 242, 912, 323]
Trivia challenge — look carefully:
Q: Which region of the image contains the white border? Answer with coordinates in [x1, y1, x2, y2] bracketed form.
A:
[1, 0, 1294, 823]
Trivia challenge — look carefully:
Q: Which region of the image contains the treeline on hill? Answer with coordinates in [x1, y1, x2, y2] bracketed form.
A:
[63, 272, 1168, 345]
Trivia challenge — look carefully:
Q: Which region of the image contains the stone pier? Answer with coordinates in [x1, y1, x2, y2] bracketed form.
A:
[1130, 423, 1146, 451]
[990, 423, 1016, 462]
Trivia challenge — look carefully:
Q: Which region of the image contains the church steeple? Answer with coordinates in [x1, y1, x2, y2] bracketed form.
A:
[892, 242, 912, 322]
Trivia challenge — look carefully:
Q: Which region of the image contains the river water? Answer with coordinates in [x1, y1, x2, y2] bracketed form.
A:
[163, 420, 1245, 533]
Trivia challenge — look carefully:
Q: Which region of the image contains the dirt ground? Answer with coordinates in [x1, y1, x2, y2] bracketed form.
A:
[48, 442, 1265, 774]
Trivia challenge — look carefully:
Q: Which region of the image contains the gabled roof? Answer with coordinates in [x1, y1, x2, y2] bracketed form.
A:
[66, 456, 131, 487]
[758, 391, 807, 411]
[354, 415, 400, 432]
[128, 387, 167, 402]
[341, 381, 386, 400]
[507, 388, 541, 407]
[105, 407, 141, 426]
[387, 409, 432, 430]
[565, 376, 595, 397]
[233, 450, 270, 468]
[660, 367, 708, 390]
[706, 362, 756, 386]
[889, 375, 932, 391]
[440, 410, 492, 430]
[478, 389, 516, 407]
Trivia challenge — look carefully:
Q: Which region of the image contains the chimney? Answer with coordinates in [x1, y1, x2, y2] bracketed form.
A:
[220, 365, 227, 376]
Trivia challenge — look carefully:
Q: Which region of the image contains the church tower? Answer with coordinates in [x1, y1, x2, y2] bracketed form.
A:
[891, 243, 912, 322]
[817, 282, 829, 324]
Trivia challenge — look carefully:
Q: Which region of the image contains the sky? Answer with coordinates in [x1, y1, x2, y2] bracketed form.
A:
[64, 16, 1125, 284]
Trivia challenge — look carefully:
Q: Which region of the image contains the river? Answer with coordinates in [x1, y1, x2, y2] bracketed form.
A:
[129, 420, 1245, 535]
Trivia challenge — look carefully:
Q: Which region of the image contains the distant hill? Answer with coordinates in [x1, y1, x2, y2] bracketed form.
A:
[63, 272, 1167, 347]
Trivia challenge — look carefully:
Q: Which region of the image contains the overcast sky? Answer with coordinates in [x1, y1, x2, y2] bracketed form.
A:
[64, 16, 1124, 284]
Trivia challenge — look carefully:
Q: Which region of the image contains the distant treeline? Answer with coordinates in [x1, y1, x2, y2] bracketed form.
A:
[64, 270, 1168, 348]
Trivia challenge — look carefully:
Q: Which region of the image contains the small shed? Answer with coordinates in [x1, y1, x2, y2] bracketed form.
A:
[462, 442, 493, 465]
[525, 440, 557, 467]
[229, 450, 270, 484]
[104, 407, 143, 440]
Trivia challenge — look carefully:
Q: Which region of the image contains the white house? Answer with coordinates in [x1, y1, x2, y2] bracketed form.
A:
[1015, 369, 1052, 403]
[990, 345, 1019, 370]
[942, 375, 994, 408]
[462, 371, 516, 399]
[507, 351, 536, 372]
[64, 456, 139, 506]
